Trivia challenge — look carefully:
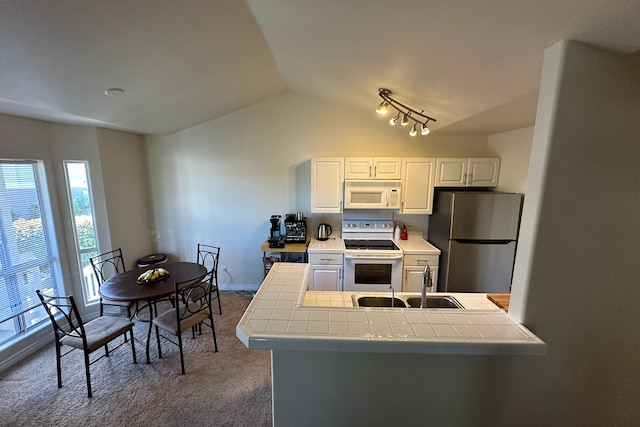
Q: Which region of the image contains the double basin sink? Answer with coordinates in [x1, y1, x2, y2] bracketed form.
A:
[352, 294, 464, 309]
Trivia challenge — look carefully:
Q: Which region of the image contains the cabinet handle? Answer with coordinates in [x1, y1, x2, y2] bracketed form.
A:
[373, 165, 377, 177]
[417, 260, 430, 265]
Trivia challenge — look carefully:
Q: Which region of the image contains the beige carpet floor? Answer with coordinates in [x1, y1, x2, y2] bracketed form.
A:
[0, 291, 272, 427]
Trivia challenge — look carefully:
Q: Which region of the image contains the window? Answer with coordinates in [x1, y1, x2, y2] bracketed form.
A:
[0, 160, 61, 345]
[64, 161, 100, 304]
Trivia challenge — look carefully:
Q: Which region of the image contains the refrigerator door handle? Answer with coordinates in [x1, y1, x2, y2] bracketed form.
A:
[454, 239, 513, 244]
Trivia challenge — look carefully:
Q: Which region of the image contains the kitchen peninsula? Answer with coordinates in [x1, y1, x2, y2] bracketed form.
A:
[236, 263, 545, 426]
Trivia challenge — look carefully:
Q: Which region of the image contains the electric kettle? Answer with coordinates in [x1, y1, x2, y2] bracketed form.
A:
[317, 223, 332, 241]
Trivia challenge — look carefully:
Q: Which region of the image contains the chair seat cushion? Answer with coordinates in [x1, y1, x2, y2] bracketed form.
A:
[152, 303, 209, 335]
[60, 316, 134, 352]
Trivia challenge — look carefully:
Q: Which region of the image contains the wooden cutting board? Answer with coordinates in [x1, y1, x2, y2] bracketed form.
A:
[487, 293, 510, 310]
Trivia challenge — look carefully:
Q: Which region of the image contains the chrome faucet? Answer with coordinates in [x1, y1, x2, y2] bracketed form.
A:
[420, 264, 432, 309]
[390, 282, 395, 308]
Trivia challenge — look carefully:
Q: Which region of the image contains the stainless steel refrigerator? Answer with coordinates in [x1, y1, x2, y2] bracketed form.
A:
[428, 191, 523, 293]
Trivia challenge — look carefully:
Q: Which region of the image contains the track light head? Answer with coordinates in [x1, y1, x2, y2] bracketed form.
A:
[376, 100, 389, 114]
[389, 113, 400, 125]
[421, 122, 431, 135]
[401, 113, 409, 126]
[409, 122, 418, 136]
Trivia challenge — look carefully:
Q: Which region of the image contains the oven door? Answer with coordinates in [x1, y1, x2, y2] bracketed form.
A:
[343, 253, 403, 292]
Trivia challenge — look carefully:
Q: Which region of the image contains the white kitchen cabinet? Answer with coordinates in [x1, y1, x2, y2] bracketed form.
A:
[309, 266, 342, 291]
[400, 158, 436, 214]
[402, 254, 439, 292]
[311, 157, 344, 213]
[468, 158, 501, 186]
[435, 157, 500, 187]
[308, 252, 343, 291]
[344, 157, 402, 180]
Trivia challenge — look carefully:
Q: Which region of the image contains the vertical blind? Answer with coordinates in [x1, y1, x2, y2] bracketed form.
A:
[0, 160, 59, 323]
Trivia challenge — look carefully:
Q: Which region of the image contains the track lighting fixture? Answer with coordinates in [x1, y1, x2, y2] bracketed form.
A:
[375, 88, 436, 137]
[376, 100, 389, 115]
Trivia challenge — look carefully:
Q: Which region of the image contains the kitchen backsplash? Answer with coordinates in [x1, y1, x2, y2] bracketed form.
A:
[303, 209, 428, 238]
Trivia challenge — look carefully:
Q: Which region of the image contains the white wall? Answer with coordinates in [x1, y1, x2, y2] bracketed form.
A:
[145, 92, 493, 287]
[507, 40, 640, 423]
[96, 128, 154, 267]
[271, 40, 640, 427]
[488, 126, 534, 193]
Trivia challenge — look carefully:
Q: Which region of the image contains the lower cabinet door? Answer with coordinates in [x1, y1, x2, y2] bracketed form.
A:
[403, 266, 424, 292]
[403, 266, 438, 293]
[310, 265, 343, 291]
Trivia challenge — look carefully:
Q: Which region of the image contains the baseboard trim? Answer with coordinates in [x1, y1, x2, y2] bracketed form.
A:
[0, 327, 53, 373]
[219, 283, 260, 292]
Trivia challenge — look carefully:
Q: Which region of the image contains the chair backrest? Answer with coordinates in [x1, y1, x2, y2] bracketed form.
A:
[90, 248, 126, 286]
[36, 290, 87, 343]
[175, 278, 212, 324]
[196, 244, 220, 285]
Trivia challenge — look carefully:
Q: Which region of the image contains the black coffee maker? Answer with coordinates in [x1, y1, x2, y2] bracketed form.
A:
[268, 215, 285, 248]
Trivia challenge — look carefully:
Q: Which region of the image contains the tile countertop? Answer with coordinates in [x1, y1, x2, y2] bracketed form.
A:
[236, 263, 546, 356]
[307, 235, 344, 252]
[393, 235, 441, 254]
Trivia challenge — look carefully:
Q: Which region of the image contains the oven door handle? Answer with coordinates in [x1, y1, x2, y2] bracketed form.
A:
[344, 254, 404, 260]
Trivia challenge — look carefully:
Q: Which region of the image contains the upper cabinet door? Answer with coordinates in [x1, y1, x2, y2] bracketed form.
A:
[372, 158, 402, 180]
[344, 157, 373, 179]
[435, 158, 468, 186]
[345, 157, 402, 180]
[468, 158, 500, 187]
[435, 157, 500, 187]
[401, 158, 436, 214]
[311, 157, 344, 213]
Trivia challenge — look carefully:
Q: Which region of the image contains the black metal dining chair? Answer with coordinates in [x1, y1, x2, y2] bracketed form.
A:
[36, 290, 137, 398]
[195, 243, 222, 314]
[90, 248, 135, 317]
[152, 278, 218, 374]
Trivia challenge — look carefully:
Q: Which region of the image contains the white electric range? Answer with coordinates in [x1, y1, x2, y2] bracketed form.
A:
[341, 220, 403, 292]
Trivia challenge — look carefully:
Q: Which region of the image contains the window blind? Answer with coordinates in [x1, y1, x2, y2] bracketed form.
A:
[0, 160, 59, 323]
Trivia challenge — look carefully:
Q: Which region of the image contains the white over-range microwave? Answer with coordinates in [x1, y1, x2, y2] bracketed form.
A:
[344, 180, 401, 209]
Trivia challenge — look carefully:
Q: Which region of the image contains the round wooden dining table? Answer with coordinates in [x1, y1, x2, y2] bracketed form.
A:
[99, 261, 207, 364]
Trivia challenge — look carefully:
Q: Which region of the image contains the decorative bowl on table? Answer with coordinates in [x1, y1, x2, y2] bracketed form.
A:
[136, 267, 169, 285]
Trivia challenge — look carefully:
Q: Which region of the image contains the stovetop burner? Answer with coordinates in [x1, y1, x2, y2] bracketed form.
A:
[343, 239, 400, 251]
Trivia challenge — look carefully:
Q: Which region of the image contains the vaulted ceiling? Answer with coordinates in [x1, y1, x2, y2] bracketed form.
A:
[1, 1, 639, 136]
